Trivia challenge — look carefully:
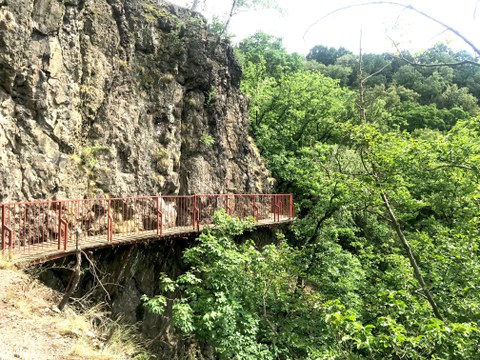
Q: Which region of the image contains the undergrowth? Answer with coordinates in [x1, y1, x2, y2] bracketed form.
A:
[2, 267, 154, 359]
[56, 301, 154, 359]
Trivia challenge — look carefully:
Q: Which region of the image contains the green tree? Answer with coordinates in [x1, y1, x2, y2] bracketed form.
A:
[142, 211, 365, 359]
[237, 31, 304, 79]
[240, 37, 480, 358]
[249, 71, 354, 155]
[305, 60, 352, 86]
[306, 45, 352, 66]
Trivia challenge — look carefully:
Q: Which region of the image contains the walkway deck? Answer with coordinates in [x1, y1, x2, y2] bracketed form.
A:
[11, 216, 293, 266]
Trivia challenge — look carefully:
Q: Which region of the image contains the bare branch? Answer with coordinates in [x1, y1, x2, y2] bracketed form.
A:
[358, 31, 367, 123]
[58, 228, 82, 311]
[430, 164, 478, 172]
[386, 34, 480, 67]
[356, 69, 444, 320]
[369, 163, 444, 320]
[396, 57, 480, 68]
[305, 1, 480, 58]
[190, 0, 202, 12]
[363, 63, 391, 82]
[81, 249, 112, 301]
[401, 3, 480, 58]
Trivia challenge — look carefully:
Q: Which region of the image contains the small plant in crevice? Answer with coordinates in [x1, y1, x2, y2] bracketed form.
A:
[161, 72, 175, 83]
[141, 1, 171, 24]
[77, 146, 111, 170]
[118, 59, 131, 72]
[154, 147, 170, 173]
[205, 87, 218, 107]
[186, 96, 198, 108]
[70, 145, 111, 196]
[200, 133, 215, 147]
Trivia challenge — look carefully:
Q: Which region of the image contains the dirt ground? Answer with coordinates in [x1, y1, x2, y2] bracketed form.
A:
[0, 268, 81, 359]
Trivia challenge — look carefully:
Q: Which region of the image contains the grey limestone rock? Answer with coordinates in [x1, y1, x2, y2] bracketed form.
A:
[0, 0, 270, 202]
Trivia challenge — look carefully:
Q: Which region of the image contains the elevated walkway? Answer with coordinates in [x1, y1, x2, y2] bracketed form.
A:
[1, 194, 295, 265]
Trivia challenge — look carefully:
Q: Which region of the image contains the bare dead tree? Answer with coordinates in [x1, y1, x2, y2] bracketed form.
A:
[190, 0, 205, 12]
[355, 39, 444, 320]
[358, 32, 367, 123]
[58, 227, 113, 310]
[217, 0, 239, 40]
[58, 227, 82, 311]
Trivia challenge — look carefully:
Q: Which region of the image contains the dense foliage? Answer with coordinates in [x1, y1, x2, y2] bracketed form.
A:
[145, 32, 480, 359]
[306, 43, 479, 131]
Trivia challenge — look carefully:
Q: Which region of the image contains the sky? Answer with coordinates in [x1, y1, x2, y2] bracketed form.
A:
[168, 0, 480, 56]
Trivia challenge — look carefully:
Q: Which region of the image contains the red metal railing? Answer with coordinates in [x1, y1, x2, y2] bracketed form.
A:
[1, 194, 294, 255]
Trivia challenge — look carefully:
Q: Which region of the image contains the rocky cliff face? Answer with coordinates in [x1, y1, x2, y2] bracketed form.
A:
[0, 0, 271, 202]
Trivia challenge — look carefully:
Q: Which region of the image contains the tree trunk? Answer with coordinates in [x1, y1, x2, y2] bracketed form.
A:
[379, 189, 443, 320]
[58, 228, 82, 311]
[190, 0, 201, 12]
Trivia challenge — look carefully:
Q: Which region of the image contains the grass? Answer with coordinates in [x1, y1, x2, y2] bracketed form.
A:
[1, 267, 154, 359]
[55, 306, 97, 337]
[0, 253, 14, 269]
[4, 272, 56, 317]
[67, 317, 154, 359]
[57, 304, 154, 359]
[154, 147, 170, 172]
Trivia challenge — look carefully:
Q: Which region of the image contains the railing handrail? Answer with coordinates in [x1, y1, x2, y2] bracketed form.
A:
[0, 193, 294, 207]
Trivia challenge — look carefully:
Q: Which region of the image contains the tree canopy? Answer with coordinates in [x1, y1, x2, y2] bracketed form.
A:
[144, 31, 480, 359]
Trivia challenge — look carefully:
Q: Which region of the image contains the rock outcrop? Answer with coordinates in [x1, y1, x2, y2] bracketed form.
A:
[0, 0, 270, 202]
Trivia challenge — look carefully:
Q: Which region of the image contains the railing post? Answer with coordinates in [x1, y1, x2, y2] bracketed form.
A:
[55, 202, 69, 251]
[252, 196, 258, 221]
[273, 195, 280, 222]
[225, 195, 232, 216]
[192, 194, 199, 231]
[57, 203, 62, 250]
[7, 228, 13, 251]
[192, 194, 196, 230]
[63, 219, 69, 251]
[1, 205, 5, 251]
[107, 199, 113, 243]
[289, 194, 294, 219]
[156, 196, 163, 236]
[1, 204, 7, 252]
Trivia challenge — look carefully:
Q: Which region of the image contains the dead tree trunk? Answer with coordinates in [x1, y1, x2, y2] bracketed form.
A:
[356, 44, 443, 320]
[190, 0, 202, 12]
[379, 189, 443, 320]
[58, 228, 82, 311]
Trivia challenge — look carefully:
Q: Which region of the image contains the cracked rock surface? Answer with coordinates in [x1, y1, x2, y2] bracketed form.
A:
[0, 0, 270, 202]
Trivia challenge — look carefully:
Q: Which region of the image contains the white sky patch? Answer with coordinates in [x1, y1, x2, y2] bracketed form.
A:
[167, 0, 480, 55]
